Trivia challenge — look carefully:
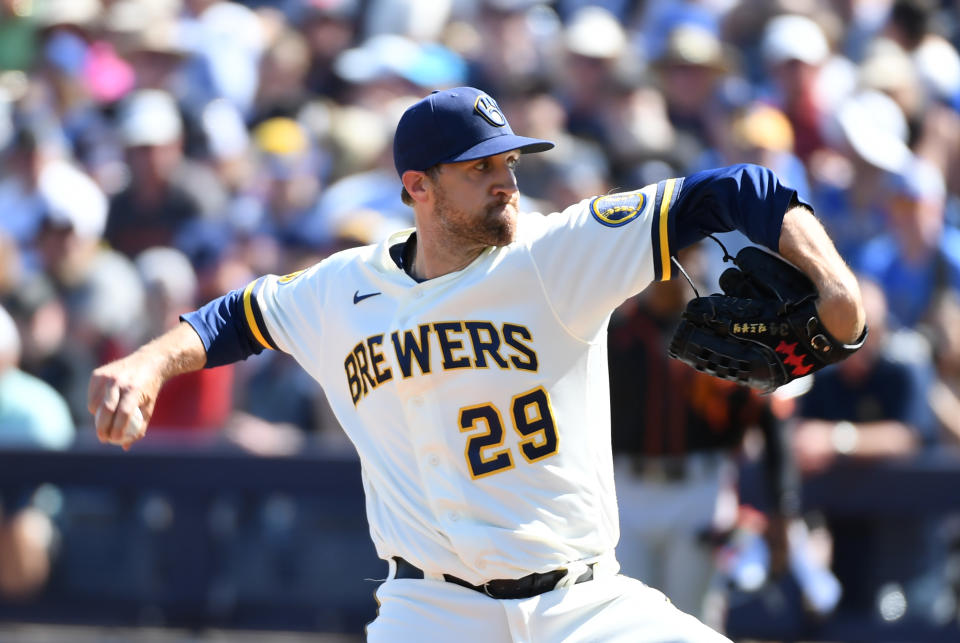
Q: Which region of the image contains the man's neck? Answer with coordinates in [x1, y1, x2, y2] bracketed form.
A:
[408, 223, 489, 281]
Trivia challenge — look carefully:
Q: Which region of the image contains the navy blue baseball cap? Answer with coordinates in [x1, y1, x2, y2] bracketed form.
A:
[393, 87, 554, 176]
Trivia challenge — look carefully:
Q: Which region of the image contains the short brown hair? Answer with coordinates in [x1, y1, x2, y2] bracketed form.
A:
[400, 165, 441, 206]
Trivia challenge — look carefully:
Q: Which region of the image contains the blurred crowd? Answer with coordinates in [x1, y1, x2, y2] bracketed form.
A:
[1, 0, 960, 632]
[0, 0, 956, 445]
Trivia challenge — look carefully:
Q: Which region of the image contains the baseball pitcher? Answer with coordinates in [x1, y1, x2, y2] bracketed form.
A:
[89, 87, 866, 642]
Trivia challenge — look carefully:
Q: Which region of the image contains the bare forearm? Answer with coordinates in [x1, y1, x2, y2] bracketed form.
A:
[778, 206, 865, 343]
[88, 322, 207, 448]
[137, 321, 208, 380]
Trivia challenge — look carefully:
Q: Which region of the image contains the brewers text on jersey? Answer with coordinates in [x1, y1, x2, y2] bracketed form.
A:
[343, 321, 538, 405]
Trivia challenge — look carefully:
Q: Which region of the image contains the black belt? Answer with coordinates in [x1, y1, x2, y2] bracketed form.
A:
[392, 557, 594, 600]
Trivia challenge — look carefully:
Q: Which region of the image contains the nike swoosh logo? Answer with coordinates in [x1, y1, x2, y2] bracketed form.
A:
[353, 290, 381, 304]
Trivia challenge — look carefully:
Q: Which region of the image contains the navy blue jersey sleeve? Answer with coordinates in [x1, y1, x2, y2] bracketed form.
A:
[671, 163, 808, 252]
[180, 278, 279, 368]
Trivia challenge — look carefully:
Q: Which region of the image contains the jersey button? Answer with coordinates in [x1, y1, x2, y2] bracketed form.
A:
[428, 454, 440, 467]
[447, 511, 460, 522]
[411, 397, 423, 407]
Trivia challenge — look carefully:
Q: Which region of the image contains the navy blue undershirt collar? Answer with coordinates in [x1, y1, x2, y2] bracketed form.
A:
[389, 232, 425, 282]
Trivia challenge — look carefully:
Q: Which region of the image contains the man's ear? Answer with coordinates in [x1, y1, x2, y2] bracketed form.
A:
[401, 170, 431, 203]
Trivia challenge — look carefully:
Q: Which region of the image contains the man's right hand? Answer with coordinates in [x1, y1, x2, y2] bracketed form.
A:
[88, 352, 163, 450]
[87, 321, 207, 450]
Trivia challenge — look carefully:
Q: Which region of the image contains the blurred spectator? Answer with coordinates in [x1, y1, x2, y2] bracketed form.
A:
[133, 246, 234, 436]
[3, 277, 72, 409]
[364, 0, 452, 43]
[760, 13, 854, 164]
[297, 0, 358, 101]
[249, 116, 324, 246]
[0, 498, 57, 601]
[699, 101, 808, 194]
[877, 0, 960, 202]
[184, 113, 318, 285]
[251, 25, 312, 122]
[135, 247, 198, 343]
[28, 0, 121, 165]
[556, 6, 632, 149]
[883, 0, 960, 107]
[552, 5, 677, 187]
[32, 163, 145, 422]
[792, 278, 948, 622]
[651, 21, 736, 171]
[103, 0, 191, 94]
[811, 89, 912, 261]
[0, 303, 73, 601]
[638, 0, 727, 65]
[33, 156, 109, 286]
[302, 102, 412, 247]
[104, 88, 226, 257]
[828, 0, 896, 61]
[792, 277, 935, 470]
[226, 347, 346, 457]
[0, 127, 65, 255]
[458, 0, 560, 97]
[0, 0, 40, 71]
[0, 123, 140, 423]
[853, 34, 960, 202]
[333, 33, 466, 108]
[695, 101, 810, 288]
[198, 97, 256, 203]
[0, 303, 73, 450]
[178, 0, 267, 114]
[855, 156, 960, 328]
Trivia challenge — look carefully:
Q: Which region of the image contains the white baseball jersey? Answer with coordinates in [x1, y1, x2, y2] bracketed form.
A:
[243, 179, 682, 585]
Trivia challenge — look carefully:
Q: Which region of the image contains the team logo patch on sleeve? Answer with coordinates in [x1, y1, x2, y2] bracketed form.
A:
[590, 191, 646, 227]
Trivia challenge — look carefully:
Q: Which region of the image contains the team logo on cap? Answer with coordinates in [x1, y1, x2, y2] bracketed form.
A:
[474, 95, 507, 127]
[590, 191, 647, 227]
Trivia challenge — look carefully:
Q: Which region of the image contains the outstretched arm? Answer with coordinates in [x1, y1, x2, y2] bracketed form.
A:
[777, 205, 865, 344]
[88, 322, 206, 449]
[88, 276, 278, 449]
